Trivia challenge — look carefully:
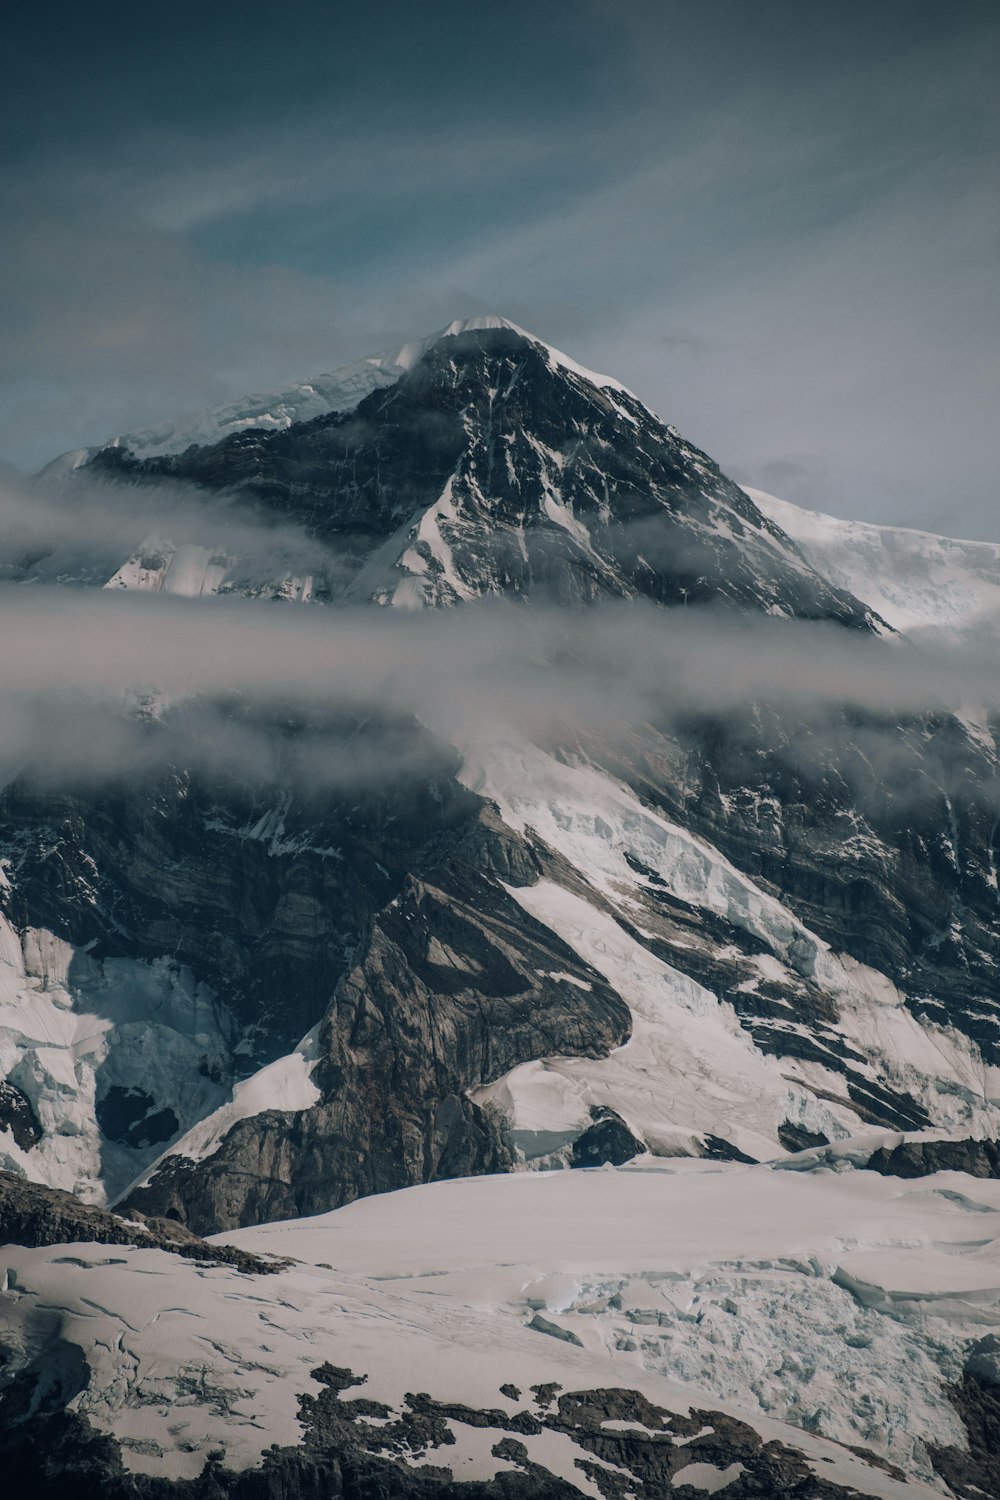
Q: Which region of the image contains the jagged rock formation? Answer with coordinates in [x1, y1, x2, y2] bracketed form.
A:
[930, 1368, 1000, 1499]
[0, 1362, 902, 1499]
[865, 1137, 1000, 1179]
[2, 317, 999, 1234]
[569, 1108, 644, 1168]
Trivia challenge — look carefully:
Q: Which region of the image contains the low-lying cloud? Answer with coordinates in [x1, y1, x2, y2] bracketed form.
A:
[1, 586, 999, 799]
[0, 469, 355, 595]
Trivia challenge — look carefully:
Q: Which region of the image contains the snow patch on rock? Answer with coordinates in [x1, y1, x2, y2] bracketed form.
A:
[133, 1024, 321, 1178]
[0, 914, 234, 1201]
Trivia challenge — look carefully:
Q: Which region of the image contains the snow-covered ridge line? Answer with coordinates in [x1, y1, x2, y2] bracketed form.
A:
[43, 316, 639, 471]
[746, 487, 1000, 637]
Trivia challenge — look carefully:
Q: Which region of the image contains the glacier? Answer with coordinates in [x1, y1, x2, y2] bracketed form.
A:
[5, 315, 1000, 1496]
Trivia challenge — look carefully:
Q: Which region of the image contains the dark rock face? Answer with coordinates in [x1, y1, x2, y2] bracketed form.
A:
[865, 1137, 1000, 1179]
[0, 1082, 41, 1151]
[0, 712, 477, 1064]
[930, 1367, 1000, 1499]
[0, 1170, 283, 1273]
[570, 1108, 644, 1168]
[96, 1086, 178, 1149]
[702, 1134, 759, 1165]
[0, 1359, 900, 1499]
[0, 702, 630, 1232]
[778, 1121, 831, 1154]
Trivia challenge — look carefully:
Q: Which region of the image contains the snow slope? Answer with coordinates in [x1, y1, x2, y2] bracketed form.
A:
[464, 741, 1000, 1162]
[747, 487, 1000, 638]
[6, 1161, 1000, 1492]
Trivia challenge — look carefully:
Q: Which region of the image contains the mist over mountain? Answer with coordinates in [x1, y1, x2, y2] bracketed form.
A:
[2, 317, 1000, 1499]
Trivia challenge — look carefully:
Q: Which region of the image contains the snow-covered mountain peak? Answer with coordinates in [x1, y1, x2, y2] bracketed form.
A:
[420, 313, 639, 401]
[43, 316, 639, 474]
[48, 319, 877, 624]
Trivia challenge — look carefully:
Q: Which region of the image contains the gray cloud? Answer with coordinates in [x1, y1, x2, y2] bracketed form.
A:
[0, 589, 998, 802]
[0, 470, 355, 596]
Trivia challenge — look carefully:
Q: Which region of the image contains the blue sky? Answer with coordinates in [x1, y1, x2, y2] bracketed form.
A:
[2, 0, 997, 535]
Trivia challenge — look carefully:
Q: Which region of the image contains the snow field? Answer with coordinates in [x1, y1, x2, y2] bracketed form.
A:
[6, 1161, 990, 1494]
[747, 487, 1000, 640]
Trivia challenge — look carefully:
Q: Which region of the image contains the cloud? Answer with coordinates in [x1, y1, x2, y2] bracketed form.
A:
[0, 470, 356, 597]
[0, 587, 998, 804]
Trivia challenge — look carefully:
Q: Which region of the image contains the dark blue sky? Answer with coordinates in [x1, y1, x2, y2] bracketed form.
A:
[3, 0, 998, 534]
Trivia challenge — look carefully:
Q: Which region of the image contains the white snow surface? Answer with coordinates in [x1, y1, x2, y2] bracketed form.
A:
[464, 741, 1000, 1160]
[6, 1162, 1000, 1492]
[46, 316, 638, 469]
[0, 914, 234, 1201]
[479, 877, 856, 1163]
[130, 1024, 321, 1180]
[747, 487, 1000, 638]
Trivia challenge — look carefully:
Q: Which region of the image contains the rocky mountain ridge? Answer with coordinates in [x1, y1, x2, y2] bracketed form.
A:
[3, 318, 1000, 1495]
[1, 318, 997, 1231]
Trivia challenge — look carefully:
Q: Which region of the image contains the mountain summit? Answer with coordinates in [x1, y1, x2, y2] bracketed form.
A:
[46, 315, 636, 469]
[4, 320, 1000, 1496]
[72, 317, 880, 623]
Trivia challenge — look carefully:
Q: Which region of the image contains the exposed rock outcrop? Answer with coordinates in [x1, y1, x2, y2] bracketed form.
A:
[0, 1170, 283, 1273]
[865, 1137, 1000, 1179]
[569, 1108, 645, 1168]
[0, 1359, 901, 1499]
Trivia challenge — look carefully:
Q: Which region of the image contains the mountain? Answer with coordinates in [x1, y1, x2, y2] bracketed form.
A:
[3, 317, 1000, 1496]
[749, 488, 1000, 640]
[77, 316, 876, 624]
